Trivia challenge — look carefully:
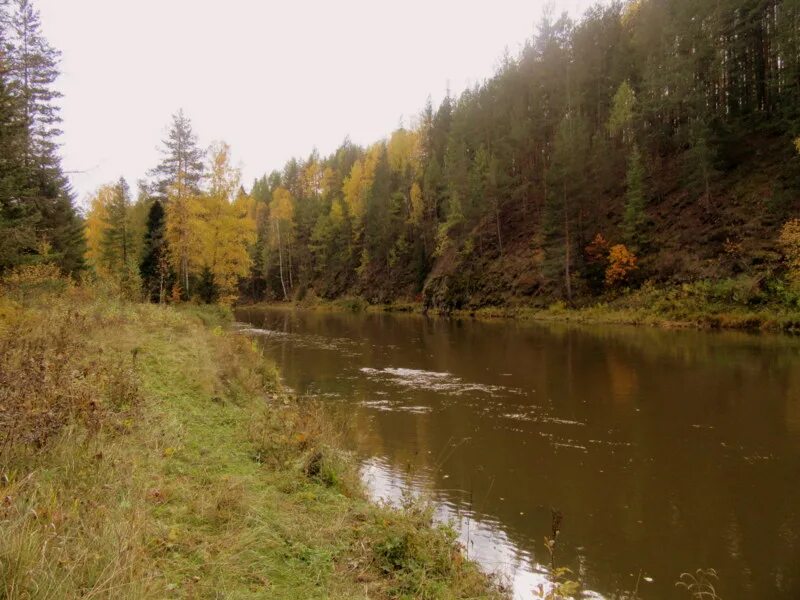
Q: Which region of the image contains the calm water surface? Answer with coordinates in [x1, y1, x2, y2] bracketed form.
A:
[236, 307, 800, 599]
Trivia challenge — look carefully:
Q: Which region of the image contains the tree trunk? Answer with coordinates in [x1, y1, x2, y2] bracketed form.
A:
[288, 240, 294, 292]
[563, 181, 572, 304]
[275, 221, 288, 301]
[183, 255, 189, 296]
[495, 199, 503, 256]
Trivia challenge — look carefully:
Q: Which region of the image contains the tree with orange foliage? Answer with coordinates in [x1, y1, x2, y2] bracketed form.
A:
[605, 244, 638, 287]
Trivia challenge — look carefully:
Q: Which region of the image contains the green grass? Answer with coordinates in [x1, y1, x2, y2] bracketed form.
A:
[0, 282, 503, 600]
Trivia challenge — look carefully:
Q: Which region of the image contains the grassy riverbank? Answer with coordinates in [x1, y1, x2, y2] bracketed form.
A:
[0, 278, 502, 599]
[251, 279, 800, 334]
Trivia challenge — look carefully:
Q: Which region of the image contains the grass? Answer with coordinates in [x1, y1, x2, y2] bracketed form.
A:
[0, 273, 503, 599]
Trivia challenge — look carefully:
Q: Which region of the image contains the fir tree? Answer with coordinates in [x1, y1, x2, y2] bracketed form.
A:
[7, 0, 62, 173]
[0, 0, 84, 274]
[139, 199, 172, 303]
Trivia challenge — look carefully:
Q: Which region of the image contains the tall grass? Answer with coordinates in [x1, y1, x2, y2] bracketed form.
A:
[0, 267, 503, 600]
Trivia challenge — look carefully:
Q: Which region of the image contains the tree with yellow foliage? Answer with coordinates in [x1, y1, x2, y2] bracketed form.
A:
[194, 142, 255, 304]
[164, 173, 203, 298]
[342, 143, 382, 237]
[779, 219, 800, 283]
[84, 184, 114, 275]
[84, 179, 142, 297]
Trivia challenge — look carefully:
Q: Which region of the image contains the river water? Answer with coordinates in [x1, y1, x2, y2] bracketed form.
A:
[235, 307, 800, 599]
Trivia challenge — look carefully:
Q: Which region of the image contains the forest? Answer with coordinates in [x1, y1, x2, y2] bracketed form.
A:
[4, 0, 800, 315]
[4, 2, 800, 598]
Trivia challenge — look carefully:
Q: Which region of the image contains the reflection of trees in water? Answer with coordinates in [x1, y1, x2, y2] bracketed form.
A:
[605, 354, 639, 404]
[786, 369, 800, 436]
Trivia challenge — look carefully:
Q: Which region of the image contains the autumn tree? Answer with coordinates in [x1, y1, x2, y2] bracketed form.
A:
[605, 244, 638, 288]
[164, 178, 202, 298]
[83, 178, 139, 295]
[779, 219, 800, 284]
[101, 178, 132, 272]
[84, 184, 114, 274]
[195, 142, 255, 304]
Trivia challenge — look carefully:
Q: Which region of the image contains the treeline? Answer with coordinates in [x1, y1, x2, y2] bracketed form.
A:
[84, 113, 255, 305]
[0, 0, 84, 274]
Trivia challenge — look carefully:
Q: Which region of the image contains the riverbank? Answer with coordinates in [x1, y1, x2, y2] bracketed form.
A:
[0, 278, 503, 599]
[248, 281, 800, 334]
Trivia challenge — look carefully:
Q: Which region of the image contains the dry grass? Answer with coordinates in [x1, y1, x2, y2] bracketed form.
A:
[0, 268, 503, 600]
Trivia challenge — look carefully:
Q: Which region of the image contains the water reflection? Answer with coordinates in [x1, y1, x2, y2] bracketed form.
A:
[236, 308, 800, 599]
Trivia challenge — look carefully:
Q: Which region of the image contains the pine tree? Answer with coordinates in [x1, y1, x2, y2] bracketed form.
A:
[623, 144, 647, 250]
[149, 109, 205, 201]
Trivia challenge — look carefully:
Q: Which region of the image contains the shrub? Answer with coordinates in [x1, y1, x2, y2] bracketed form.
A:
[0, 263, 68, 303]
[778, 218, 800, 281]
[605, 244, 638, 288]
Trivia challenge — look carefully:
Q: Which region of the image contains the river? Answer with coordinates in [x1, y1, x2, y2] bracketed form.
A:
[235, 306, 800, 599]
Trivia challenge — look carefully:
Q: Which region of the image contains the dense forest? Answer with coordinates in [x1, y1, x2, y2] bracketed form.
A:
[4, 0, 800, 313]
[236, 0, 800, 311]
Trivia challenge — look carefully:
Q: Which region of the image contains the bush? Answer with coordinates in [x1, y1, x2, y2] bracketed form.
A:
[0, 263, 68, 303]
[779, 218, 800, 281]
[605, 244, 638, 288]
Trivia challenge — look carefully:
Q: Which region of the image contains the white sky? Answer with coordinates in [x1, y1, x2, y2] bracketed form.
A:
[37, 0, 597, 208]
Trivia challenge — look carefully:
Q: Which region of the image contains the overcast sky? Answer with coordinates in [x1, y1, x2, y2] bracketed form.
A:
[37, 0, 597, 208]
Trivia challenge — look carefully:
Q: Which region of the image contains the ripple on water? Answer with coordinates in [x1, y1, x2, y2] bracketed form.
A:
[359, 398, 434, 414]
[235, 326, 361, 356]
[359, 367, 522, 396]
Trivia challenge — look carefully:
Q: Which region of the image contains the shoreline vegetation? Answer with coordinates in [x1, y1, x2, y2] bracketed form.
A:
[239, 282, 800, 335]
[0, 273, 504, 600]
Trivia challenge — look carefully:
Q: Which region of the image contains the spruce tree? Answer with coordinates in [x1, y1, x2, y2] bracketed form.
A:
[0, 45, 36, 269]
[7, 0, 62, 173]
[0, 0, 84, 274]
[139, 199, 172, 303]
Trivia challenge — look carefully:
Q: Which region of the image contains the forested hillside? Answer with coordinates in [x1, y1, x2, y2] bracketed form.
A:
[240, 0, 800, 312]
